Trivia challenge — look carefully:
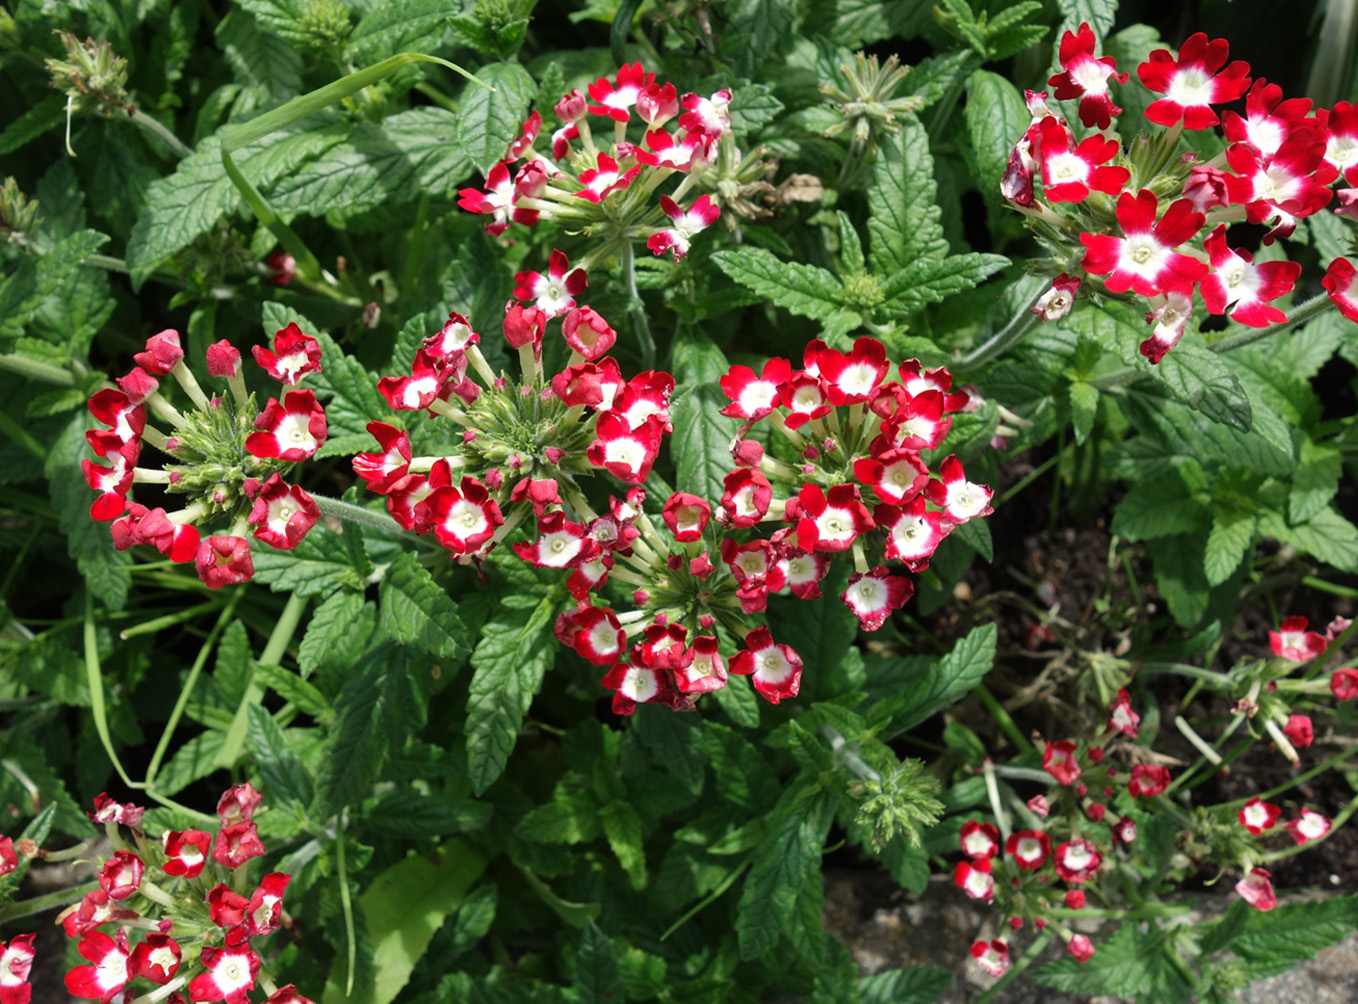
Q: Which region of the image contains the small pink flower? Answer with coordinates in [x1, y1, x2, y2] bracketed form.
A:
[1006, 830, 1051, 871]
[252, 322, 322, 385]
[1030, 273, 1081, 323]
[1065, 889, 1087, 909]
[959, 821, 1001, 860]
[1239, 797, 1283, 835]
[266, 987, 316, 1004]
[88, 793, 145, 828]
[661, 493, 710, 542]
[576, 152, 641, 203]
[1054, 838, 1102, 883]
[162, 829, 211, 878]
[1236, 867, 1277, 911]
[954, 858, 995, 901]
[265, 250, 296, 286]
[587, 62, 654, 122]
[1066, 934, 1096, 963]
[1140, 291, 1194, 364]
[1112, 816, 1137, 844]
[206, 339, 243, 379]
[0, 838, 15, 879]
[98, 851, 144, 901]
[1027, 794, 1051, 818]
[729, 626, 803, 704]
[1136, 32, 1252, 130]
[1043, 739, 1082, 786]
[218, 783, 262, 825]
[970, 938, 1010, 978]
[195, 536, 254, 589]
[513, 249, 588, 318]
[132, 328, 185, 375]
[1269, 616, 1328, 662]
[1108, 689, 1140, 738]
[1330, 668, 1358, 700]
[841, 566, 913, 631]
[1286, 808, 1331, 845]
[561, 306, 616, 360]
[1128, 763, 1172, 797]
[1282, 714, 1314, 749]
[213, 821, 265, 869]
[647, 194, 720, 260]
[679, 88, 732, 137]
[246, 390, 327, 461]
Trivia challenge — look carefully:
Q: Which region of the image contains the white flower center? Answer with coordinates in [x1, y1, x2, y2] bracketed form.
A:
[1166, 66, 1215, 107]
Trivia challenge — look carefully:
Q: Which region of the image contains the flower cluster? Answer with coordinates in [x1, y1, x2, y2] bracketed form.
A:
[458, 62, 736, 261]
[84, 325, 328, 589]
[52, 786, 310, 1003]
[358, 252, 673, 569]
[1005, 23, 1358, 362]
[554, 338, 992, 713]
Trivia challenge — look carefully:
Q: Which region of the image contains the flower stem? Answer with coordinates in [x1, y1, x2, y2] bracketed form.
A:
[0, 878, 98, 924]
[128, 108, 194, 159]
[1208, 291, 1333, 354]
[311, 494, 407, 535]
[0, 352, 76, 387]
[620, 241, 655, 369]
[956, 282, 1046, 373]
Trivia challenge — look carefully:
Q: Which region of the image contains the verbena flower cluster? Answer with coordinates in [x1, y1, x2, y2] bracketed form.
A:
[1006, 22, 1358, 361]
[84, 326, 328, 589]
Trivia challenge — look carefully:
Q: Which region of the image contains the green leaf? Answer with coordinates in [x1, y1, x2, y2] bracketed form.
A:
[298, 591, 371, 679]
[314, 658, 386, 818]
[254, 662, 333, 720]
[321, 839, 487, 1004]
[1290, 440, 1342, 524]
[712, 247, 851, 328]
[216, 9, 301, 106]
[235, 0, 317, 45]
[600, 800, 648, 889]
[737, 786, 830, 960]
[1260, 506, 1358, 573]
[882, 252, 1009, 315]
[1147, 533, 1212, 627]
[251, 525, 364, 597]
[379, 553, 470, 663]
[1034, 923, 1194, 1002]
[465, 590, 557, 794]
[951, 515, 993, 562]
[574, 921, 624, 1004]
[867, 116, 948, 276]
[155, 730, 228, 797]
[632, 707, 705, 795]
[964, 69, 1028, 210]
[363, 789, 491, 836]
[0, 95, 64, 156]
[516, 781, 603, 844]
[876, 623, 997, 735]
[455, 62, 536, 176]
[348, 0, 460, 62]
[46, 412, 130, 611]
[1155, 336, 1252, 432]
[213, 620, 254, 710]
[1111, 470, 1208, 541]
[1115, 389, 1294, 479]
[669, 330, 739, 504]
[725, 0, 798, 70]
[1056, 0, 1117, 38]
[269, 108, 471, 217]
[1227, 894, 1358, 979]
[1069, 381, 1099, 445]
[0, 229, 109, 338]
[246, 703, 315, 809]
[768, 561, 858, 702]
[704, 722, 780, 812]
[858, 966, 952, 1004]
[1204, 507, 1254, 587]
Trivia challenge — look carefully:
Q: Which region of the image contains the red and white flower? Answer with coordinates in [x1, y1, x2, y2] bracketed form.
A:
[423, 476, 503, 555]
[730, 626, 803, 704]
[89, 793, 144, 828]
[641, 128, 711, 171]
[796, 483, 874, 553]
[266, 987, 316, 1004]
[1112, 816, 1137, 844]
[98, 851, 144, 901]
[1269, 616, 1327, 662]
[129, 933, 181, 985]
[1320, 101, 1358, 184]
[1199, 225, 1301, 327]
[162, 829, 211, 878]
[458, 161, 540, 235]
[1079, 190, 1208, 297]
[218, 783, 262, 825]
[1223, 79, 1313, 160]
[777, 549, 830, 600]
[58, 890, 137, 939]
[1236, 867, 1277, 911]
[1136, 32, 1252, 130]
[252, 323, 322, 385]
[1330, 668, 1358, 700]
[1286, 808, 1331, 845]
[1054, 838, 1102, 883]
[815, 337, 890, 405]
[954, 858, 995, 901]
[587, 413, 664, 483]
[1035, 117, 1129, 203]
[1283, 714, 1314, 749]
[0, 934, 35, 1004]
[1030, 273, 1081, 323]
[0, 839, 14, 879]
[588, 62, 654, 121]
[244, 873, 290, 938]
[514, 249, 588, 318]
[577, 152, 641, 203]
[636, 82, 679, 127]
[648, 194, 720, 260]
[246, 390, 327, 461]
[924, 455, 993, 524]
[196, 536, 254, 589]
[970, 939, 1010, 978]
[1224, 132, 1337, 241]
[213, 821, 265, 868]
[206, 884, 249, 930]
[514, 511, 597, 569]
[1043, 739, 1082, 786]
[599, 662, 670, 715]
[248, 474, 320, 551]
[720, 468, 772, 527]
[82, 438, 138, 520]
[567, 607, 626, 666]
[720, 357, 792, 420]
[778, 371, 833, 429]
[853, 448, 928, 506]
[1108, 689, 1140, 738]
[1047, 22, 1128, 129]
[1140, 291, 1195, 364]
[661, 492, 710, 542]
[876, 497, 950, 571]
[959, 820, 1000, 859]
[1128, 763, 1172, 797]
[353, 422, 411, 494]
[1006, 830, 1051, 871]
[1239, 797, 1282, 835]
[188, 944, 261, 1004]
[64, 930, 131, 1003]
[132, 328, 185, 375]
[679, 88, 732, 137]
[562, 307, 617, 360]
[1067, 934, 1096, 963]
[1324, 257, 1358, 323]
[841, 566, 912, 631]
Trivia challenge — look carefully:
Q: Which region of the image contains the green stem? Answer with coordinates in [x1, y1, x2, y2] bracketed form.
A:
[1262, 790, 1358, 862]
[620, 240, 655, 369]
[144, 590, 243, 786]
[119, 599, 225, 640]
[1222, 745, 1358, 809]
[215, 592, 307, 770]
[973, 929, 1053, 1004]
[998, 450, 1062, 506]
[0, 878, 99, 924]
[1209, 292, 1332, 354]
[337, 811, 357, 996]
[956, 283, 1045, 372]
[127, 108, 194, 159]
[85, 593, 137, 789]
[975, 684, 1035, 755]
[312, 494, 406, 536]
[1301, 575, 1358, 599]
[0, 353, 76, 388]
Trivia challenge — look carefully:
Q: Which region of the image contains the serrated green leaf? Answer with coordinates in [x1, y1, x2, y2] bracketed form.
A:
[378, 553, 470, 663]
[516, 782, 603, 844]
[669, 330, 739, 504]
[1115, 389, 1294, 479]
[155, 730, 227, 797]
[725, 0, 798, 71]
[1069, 381, 1099, 444]
[1290, 440, 1342, 524]
[632, 706, 705, 795]
[465, 589, 557, 794]
[213, 620, 254, 710]
[965, 69, 1028, 210]
[254, 662, 333, 720]
[875, 623, 996, 736]
[25, 388, 87, 418]
[882, 252, 1009, 315]
[858, 966, 952, 1004]
[247, 703, 315, 809]
[712, 247, 848, 325]
[1034, 923, 1194, 1001]
[0, 94, 64, 156]
[1260, 506, 1358, 573]
[0, 229, 109, 338]
[269, 108, 471, 217]
[216, 9, 301, 105]
[729, 83, 784, 133]
[574, 921, 624, 1004]
[235, 0, 315, 45]
[868, 115, 948, 276]
[1228, 894, 1358, 979]
[251, 525, 364, 597]
[348, 0, 459, 62]
[363, 789, 491, 836]
[703, 722, 780, 811]
[737, 786, 831, 960]
[951, 516, 993, 561]
[1204, 508, 1254, 586]
[1056, 0, 1117, 38]
[601, 801, 648, 889]
[456, 62, 536, 175]
[298, 591, 371, 679]
[1147, 533, 1211, 627]
[1112, 471, 1208, 541]
[46, 412, 130, 611]
[1156, 337, 1252, 432]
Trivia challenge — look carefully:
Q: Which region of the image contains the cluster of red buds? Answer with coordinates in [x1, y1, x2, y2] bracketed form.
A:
[11, 786, 312, 1003]
[1004, 23, 1358, 362]
[356, 250, 673, 566]
[83, 325, 328, 589]
[458, 62, 734, 261]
